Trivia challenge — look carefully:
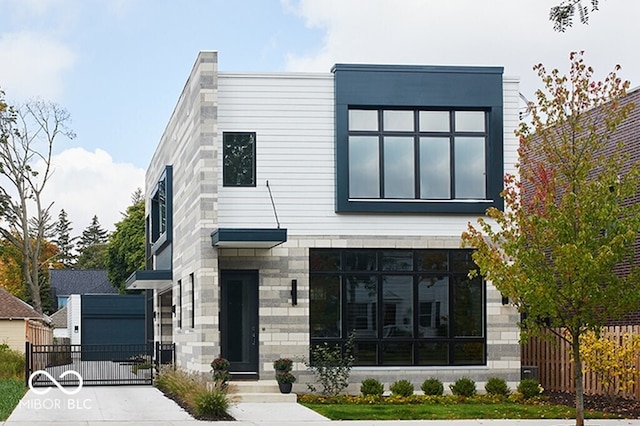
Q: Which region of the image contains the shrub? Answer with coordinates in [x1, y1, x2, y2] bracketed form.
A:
[449, 377, 477, 397]
[155, 367, 231, 420]
[0, 344, 25, 380]
[305, 332, 355, 396]
[420, 378, 444, 396]
[485, 377, 509, 396]
[389, 379, 414, 397]
[517, 379, 542, 399]
[273, 358, 293, 372]
[360, 378, 384, 396]
[276, 371, 296, 384]
[193, 387, 229, 418]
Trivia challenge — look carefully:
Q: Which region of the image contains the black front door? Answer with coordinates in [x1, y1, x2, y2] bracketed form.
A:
[220, 270, 259, 378]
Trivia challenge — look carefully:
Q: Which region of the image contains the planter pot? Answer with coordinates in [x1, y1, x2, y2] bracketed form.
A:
[278, 382, 293, 394]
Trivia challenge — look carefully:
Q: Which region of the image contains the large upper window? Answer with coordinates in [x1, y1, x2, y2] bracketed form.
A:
[333, 64, 504, 214]
[223, 132, 256, 187]
[348, 109, 487, 200]
[310, 249, 485, 366]
[150, 165, 172, 251]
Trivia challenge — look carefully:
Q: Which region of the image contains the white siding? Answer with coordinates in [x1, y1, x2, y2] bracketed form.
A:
[217, 74, 520, 238]
[67, 295, 81, 345]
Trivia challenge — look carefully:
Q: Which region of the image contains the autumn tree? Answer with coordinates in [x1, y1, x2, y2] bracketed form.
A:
[107, 188, 145, 292]
[52, 209, 77, 267]
[0, 91, 75, 313]
[550, 0, 601, 32]
[462, 52, 640, 426]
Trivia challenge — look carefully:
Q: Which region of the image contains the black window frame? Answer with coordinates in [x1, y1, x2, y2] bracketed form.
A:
[333, 64, 504, 214]
[222, 132, 256, 187]
[347, 108, 489, 201]
[149, 165, 172, 254]
[310, 248, 486, 367]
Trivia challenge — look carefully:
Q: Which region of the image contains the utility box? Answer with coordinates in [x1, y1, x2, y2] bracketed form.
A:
[521, 365, 539, 381]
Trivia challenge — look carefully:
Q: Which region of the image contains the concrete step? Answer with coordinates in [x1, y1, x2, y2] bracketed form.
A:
[227, 380, 298, 403]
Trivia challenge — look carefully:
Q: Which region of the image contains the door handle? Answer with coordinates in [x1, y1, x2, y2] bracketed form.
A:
[251, 326, 256, 345]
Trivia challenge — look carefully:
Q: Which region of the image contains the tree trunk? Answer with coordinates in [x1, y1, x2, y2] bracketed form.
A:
[572, 334, 584, 426]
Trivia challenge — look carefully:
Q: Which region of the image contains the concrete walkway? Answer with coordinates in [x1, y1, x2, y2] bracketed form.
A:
[3, 386, 640, 425]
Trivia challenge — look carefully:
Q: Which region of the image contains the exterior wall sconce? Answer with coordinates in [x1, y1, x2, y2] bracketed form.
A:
[501, 295, 509, 305]
[74, 325, 79, 333]
[291, 279, 297, 306]
[171, 305, 176, 315]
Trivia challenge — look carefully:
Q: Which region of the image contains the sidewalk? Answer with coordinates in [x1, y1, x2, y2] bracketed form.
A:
[3, 387, 640, 425]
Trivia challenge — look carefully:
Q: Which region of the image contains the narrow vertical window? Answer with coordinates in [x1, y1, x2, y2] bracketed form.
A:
[223, 132, 256, 186]
[190, 273, 195, 328]
[177, 280, 182, 329]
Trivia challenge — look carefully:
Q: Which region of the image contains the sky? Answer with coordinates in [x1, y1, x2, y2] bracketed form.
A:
[1, 0, 639, 234]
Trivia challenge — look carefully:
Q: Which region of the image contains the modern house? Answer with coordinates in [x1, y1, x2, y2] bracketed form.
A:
[126, 51, 521, 390]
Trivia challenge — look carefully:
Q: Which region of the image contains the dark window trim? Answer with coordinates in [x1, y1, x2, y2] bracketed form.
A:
[222, 131, 257, 187]
[190, 273, 195, 329]
[333, 64, 504, 214]
[150, 165, 173, 253]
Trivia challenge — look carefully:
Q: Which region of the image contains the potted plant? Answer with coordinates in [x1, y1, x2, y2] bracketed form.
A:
[273, 358, 293, 373]
[275, 371, 296, 394]
[211, 357, 231, 385]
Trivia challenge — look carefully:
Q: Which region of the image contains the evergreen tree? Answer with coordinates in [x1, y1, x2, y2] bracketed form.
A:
[77, 215, 109, 251]
[53, 209, 77, 267]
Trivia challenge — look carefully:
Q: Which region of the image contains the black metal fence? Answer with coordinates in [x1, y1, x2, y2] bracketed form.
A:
[26, 342, 175, 387]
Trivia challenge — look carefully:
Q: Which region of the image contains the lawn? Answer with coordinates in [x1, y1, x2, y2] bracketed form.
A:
[0, 378, 27, 421]
[299, 395, 625, 421]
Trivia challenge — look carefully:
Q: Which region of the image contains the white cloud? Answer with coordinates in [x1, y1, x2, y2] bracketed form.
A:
[43, 148, 145, 234]
[285, 0, 640, 98]
[0, 31, 75, 101]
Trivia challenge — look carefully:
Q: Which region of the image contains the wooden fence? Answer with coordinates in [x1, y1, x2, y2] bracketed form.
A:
[521, 325, 640, 400]
[25, 319, 53, 371]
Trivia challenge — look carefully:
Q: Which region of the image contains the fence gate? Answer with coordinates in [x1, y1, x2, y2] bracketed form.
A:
[26, 342, 175, 387]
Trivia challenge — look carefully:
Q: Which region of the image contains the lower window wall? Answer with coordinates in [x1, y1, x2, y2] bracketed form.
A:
[309, 248, 485, 367]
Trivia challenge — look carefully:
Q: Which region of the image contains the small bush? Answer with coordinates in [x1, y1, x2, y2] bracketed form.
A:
[0, 344, 25, 380]
[389, 379, 414, 397]
[517, 379, 542, 399]
[305, 332, 355, 396]
[420, 378, 444, 396]
[194, 388, 229, 418]
[484, 377, 509, 396]
[360, 378, 384, 396]
[449, 377, 477, 397]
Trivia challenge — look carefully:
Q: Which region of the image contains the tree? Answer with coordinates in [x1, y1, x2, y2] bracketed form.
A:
[107, 189, 145, 292]
[0, 91, 75, 313]
[77, 215, 109, 251]
[462, 51, 640, 426]
[75, 244, 108, 269]
[52, 209, 77, 267]
[550, 0, 601, 32]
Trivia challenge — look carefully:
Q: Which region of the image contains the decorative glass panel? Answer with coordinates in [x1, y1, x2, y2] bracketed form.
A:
[418, 276, 449, 337]
[223, 132, 255, 186]
[420, 137, 450, 199]
[383, 110, 413, 131]
[453, 275, 484, 337]
[349, 136, 379, 198]
[349, 109, 378, 131]
[419, 111, 450, 132]
[382, 276, 413, 337]
[346, 276, 377, 338]
[310, 276, 341, 338]
[454, 137, 485, 198]
[455, 111, 485, 132]
[383, 137, 414, 198]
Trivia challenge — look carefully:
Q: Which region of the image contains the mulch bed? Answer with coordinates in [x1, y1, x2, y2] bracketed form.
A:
[544, 391, 640, 418]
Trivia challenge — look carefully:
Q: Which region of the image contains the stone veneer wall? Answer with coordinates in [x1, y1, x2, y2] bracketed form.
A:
[218, 234, 521, 392]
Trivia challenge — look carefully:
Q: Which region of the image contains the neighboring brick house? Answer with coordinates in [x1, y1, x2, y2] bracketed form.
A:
[126, 51, 522, 390]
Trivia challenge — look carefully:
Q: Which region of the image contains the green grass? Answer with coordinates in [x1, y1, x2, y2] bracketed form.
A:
[0, 378, 27, 421]
[302, 402, 621, 421]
